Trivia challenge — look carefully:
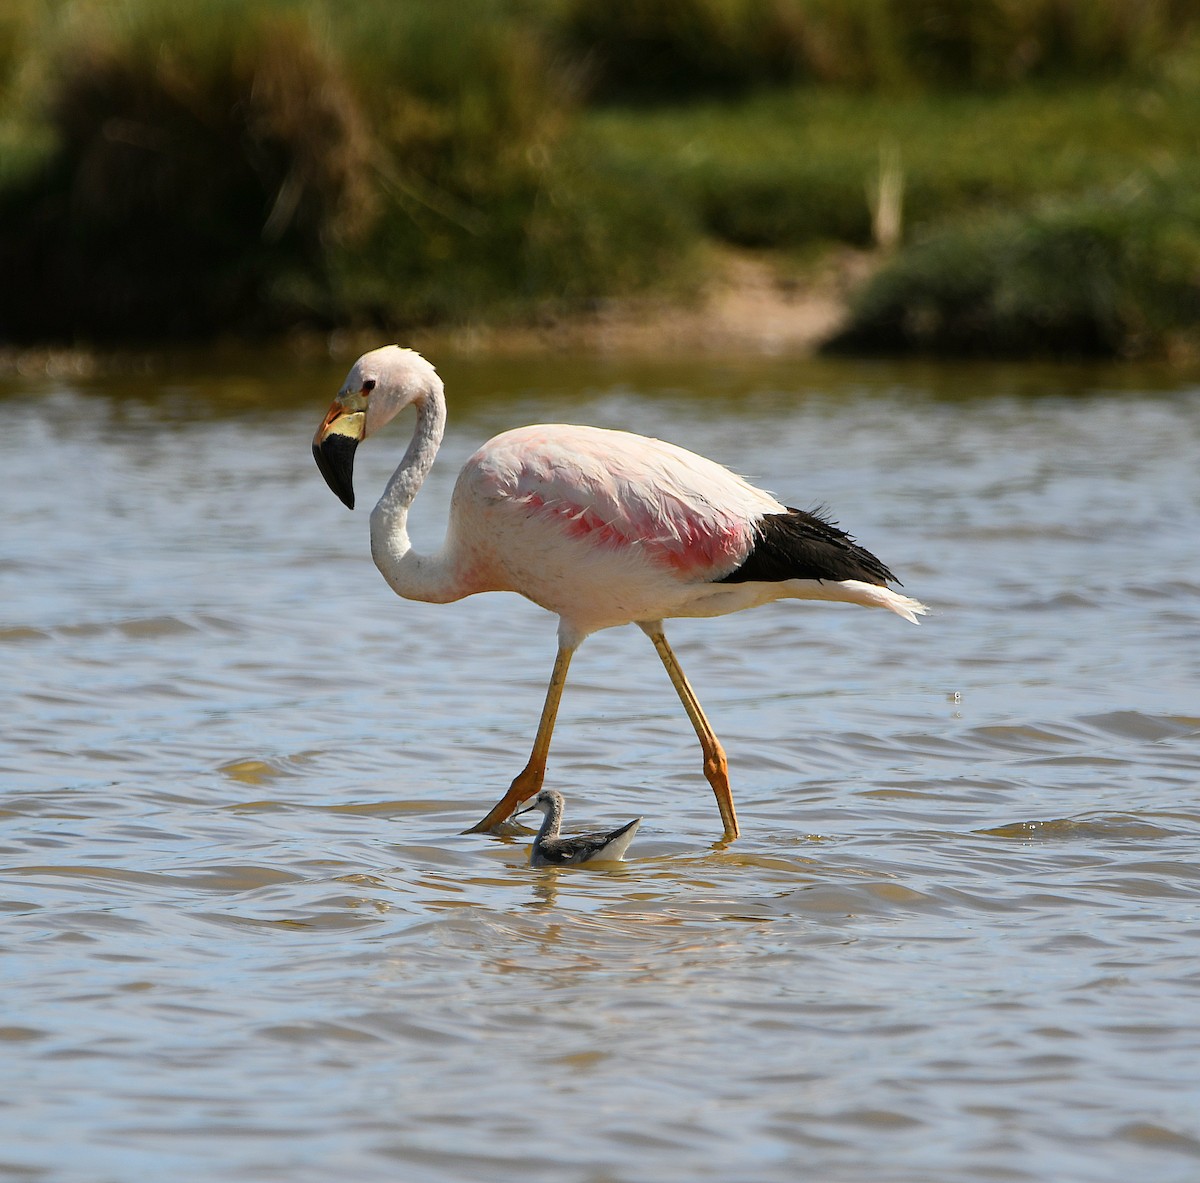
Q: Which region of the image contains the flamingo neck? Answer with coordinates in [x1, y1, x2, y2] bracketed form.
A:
[369, 390, 459, 603]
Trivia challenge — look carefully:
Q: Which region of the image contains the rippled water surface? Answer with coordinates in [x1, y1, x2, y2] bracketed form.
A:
[4, 350, 1200, 1182]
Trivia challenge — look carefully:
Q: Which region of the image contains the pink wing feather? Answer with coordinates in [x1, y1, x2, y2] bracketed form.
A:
[465, 425, 784, 578]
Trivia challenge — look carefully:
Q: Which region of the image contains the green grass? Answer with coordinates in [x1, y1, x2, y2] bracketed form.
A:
[581, 75, 1200, 249]
[2, 0, 1200, 354]
[577, 66, 1200, 357]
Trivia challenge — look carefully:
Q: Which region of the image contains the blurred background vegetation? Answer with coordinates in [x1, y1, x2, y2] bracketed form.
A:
[1, 0, 1199, 357]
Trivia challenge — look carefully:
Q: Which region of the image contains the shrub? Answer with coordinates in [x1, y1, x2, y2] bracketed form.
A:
[560, 0, 1200, 101]
[315, 0, 694, 326]
[0, 0, 375, 340]
[826, 180, 1200, 357]
[0, 0, 696, 343]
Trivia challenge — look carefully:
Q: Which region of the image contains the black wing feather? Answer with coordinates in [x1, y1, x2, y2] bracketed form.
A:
[717, 506, 899, 587]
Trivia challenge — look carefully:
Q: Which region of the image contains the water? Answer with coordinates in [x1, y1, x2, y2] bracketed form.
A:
[3, 349, 1200, 1183]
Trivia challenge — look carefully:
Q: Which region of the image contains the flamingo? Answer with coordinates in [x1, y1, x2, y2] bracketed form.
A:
[312, 345, 927, 841]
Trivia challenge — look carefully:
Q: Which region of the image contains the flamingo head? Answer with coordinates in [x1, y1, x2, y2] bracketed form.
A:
[312, 345, 441, 509]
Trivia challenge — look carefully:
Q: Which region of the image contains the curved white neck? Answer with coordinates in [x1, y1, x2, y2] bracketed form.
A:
[369, 390, 460, 603]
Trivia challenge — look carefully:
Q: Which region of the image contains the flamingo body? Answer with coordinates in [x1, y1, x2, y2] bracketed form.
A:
[446, 423, 782, 637]
[313, 346, 927, 841]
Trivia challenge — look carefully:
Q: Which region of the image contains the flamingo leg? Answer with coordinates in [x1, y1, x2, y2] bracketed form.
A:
[641, 622, 740, 842]
[465, 642, 576, 833]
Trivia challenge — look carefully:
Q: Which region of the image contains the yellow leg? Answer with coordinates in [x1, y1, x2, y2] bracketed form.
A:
[465, 642, 575, 833]
[642, 622, 740, 842]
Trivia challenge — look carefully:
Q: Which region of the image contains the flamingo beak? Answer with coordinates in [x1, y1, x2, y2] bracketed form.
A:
[312, 400, 365, 510]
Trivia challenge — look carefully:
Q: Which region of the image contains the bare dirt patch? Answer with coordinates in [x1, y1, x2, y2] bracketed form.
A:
[434, 247, 879, 358]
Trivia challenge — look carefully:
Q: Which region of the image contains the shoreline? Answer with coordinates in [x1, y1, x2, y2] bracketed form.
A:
[0, 248, 870, 377]
[424, 247, 875, 359]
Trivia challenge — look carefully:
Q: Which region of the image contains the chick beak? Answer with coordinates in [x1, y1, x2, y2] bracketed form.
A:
[312, 400, 365, 510]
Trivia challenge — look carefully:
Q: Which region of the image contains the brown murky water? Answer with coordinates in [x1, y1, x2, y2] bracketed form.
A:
[3, 350, 1200, 1182]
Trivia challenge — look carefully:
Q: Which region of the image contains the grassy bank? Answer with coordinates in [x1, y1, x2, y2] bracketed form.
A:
[0, 0, 696, 343]
[584, 75, 1200, 248]
[2, 0, 1199, 357]
[583, 70, 1200, 357]
[562, 0, 1200, 98]
[825, 180, 1200, 359]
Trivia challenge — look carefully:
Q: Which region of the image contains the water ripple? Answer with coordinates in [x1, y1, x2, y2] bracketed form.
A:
[4, 365, 1200, 1183]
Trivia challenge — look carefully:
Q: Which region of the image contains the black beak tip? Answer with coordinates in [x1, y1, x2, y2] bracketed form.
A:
[312, 437, 357, 510]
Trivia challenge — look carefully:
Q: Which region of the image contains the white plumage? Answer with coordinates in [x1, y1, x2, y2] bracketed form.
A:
[313, 346, 927, 841]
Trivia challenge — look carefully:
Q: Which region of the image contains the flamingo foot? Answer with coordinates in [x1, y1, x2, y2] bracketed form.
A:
[463, 765, 545, 834]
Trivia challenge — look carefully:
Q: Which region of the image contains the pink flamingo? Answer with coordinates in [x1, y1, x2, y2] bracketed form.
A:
[313, 346, 927, 841]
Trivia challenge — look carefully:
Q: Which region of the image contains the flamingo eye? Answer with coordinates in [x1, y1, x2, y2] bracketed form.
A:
[362, 379, 376, 393]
